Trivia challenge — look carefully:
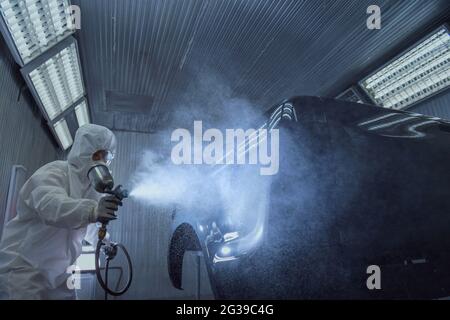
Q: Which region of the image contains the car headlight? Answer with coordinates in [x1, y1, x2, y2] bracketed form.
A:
[213, 222, 264, 264]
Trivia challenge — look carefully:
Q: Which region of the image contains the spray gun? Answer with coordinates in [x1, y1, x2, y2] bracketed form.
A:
[88, 164, 129, 239]
[87, 164, 133, 298]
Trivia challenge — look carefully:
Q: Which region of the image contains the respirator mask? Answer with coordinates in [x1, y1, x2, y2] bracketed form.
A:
[87, 150, 128, 202]
[87, 150, 114, 192]
[88, 163, 114, 193]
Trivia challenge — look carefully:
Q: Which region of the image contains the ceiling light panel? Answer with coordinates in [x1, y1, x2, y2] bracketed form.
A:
[27, 42, 84, 120]
[53, 118, 72, 150]
[0, 0, 74, 65]
[361, 26, 450, 110]
[74, 100, 90, 127]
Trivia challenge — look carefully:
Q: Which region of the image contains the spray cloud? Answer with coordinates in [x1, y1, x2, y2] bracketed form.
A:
[128, 68, 270, 218]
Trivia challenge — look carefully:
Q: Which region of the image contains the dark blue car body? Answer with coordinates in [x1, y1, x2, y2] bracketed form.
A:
[168, 96, 450, 299]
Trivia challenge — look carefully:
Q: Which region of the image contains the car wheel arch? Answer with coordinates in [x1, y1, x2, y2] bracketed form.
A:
[168, 223, 202, 290]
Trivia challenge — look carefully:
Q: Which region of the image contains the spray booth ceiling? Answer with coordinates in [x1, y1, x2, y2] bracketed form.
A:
[71, 0, 450, 133]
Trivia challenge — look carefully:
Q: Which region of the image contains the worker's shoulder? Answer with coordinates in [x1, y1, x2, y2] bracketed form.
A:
[32, 161, 69, 180]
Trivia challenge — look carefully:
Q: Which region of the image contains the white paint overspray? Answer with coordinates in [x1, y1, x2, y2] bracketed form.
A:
[129, 148, 271, 226]
[128, 68, 274, 253]
[129, 150, 221, 210]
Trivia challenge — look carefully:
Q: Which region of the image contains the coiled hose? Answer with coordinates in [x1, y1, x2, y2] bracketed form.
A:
[95, 240, 133, 299]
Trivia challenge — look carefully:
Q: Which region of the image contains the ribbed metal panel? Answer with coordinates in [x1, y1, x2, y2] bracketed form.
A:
[409, 90, 450, 121]
[72, 0, 450, 132]
[107, 130, 212, 299]
[72, 0, 208, 132]
[0, 36, 59, 235]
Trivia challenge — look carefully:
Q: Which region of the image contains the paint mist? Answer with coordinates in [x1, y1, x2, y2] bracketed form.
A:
[128, 68, 268, 217]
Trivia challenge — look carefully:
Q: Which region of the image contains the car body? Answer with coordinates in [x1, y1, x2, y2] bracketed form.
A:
[168, 96, 450, 299]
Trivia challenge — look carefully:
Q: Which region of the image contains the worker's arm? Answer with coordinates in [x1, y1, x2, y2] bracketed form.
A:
[22, 168, 97, 229]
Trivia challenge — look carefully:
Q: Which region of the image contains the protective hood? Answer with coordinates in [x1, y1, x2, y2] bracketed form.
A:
[67, 124, 116, 197]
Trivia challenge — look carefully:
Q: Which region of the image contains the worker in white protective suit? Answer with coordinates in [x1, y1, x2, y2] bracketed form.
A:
[0, 124, 122, 300]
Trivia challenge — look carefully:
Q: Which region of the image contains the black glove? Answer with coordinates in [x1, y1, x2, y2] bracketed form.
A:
[94, 195, 123, 224]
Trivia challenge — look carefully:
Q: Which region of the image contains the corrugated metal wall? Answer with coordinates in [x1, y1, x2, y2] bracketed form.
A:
[0, 38, 59, 235]
[106, 130, 213, 299]
[409, 91, 450, 121]
[72, 0, 450, 132]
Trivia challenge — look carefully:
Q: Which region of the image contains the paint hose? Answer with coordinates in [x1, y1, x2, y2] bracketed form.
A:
[95, 240, 133, 298]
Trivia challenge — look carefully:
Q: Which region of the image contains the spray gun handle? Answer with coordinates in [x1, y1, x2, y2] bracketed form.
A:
[98, 186, 128, 241]
[98, 223, 108, 241]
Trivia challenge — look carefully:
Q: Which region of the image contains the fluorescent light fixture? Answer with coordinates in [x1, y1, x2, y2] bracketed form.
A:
[361, 26, 450, 110]
[74, 100, 90, 127]
[0, 0, 74, 65]
[53, 118, 72, 150]
[27, 42, 84, 120]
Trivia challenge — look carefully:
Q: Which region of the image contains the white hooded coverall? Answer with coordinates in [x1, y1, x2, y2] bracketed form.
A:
[0, 124, 116, 299]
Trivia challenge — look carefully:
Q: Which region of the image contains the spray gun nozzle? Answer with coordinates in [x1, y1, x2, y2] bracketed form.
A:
[106, 185, 129, 201]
